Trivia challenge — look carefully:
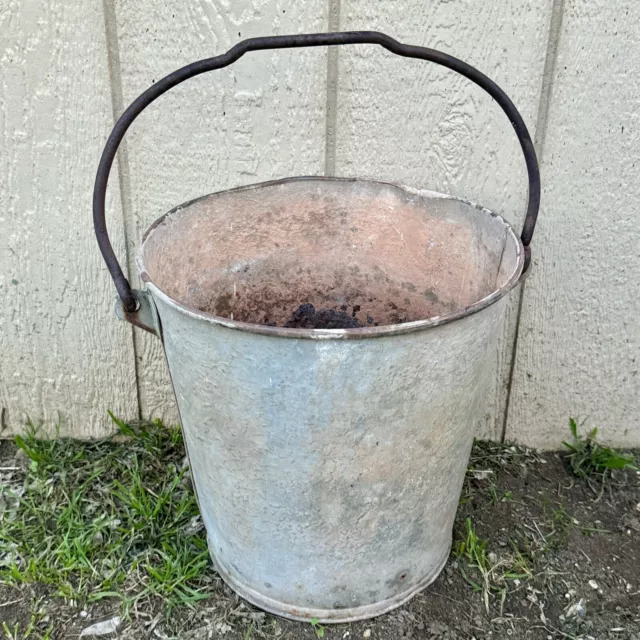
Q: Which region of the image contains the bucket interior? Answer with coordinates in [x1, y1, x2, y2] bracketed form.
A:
[139, 178, 522, 327]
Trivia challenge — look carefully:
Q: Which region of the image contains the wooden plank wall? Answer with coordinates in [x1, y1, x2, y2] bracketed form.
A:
[0, 0, 138, 437]
[1, 0, 638, 448]
[505, 0, 640, 447]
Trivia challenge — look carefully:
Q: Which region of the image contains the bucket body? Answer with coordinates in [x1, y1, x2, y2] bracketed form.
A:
[92, 31, 539, 626]
[137, 177, 523, 622]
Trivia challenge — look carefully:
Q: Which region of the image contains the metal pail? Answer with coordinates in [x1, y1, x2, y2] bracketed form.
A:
[94, 33, 540, 623]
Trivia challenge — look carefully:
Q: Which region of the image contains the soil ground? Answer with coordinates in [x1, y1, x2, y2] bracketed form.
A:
[283, 303, 365, 329]
[0, 434, 638, 640]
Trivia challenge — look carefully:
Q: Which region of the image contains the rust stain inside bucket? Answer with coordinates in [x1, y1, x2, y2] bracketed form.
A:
[140, 178, 511, 327]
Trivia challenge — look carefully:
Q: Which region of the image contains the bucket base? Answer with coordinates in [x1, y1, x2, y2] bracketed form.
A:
[207, 536, 451, 623]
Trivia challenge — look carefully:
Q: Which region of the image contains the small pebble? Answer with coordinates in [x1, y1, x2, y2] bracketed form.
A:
[79, 616, 120, 637]
[588, 580, 598, 590]
[363, 630, 371, 638]
[565, 598, 587, 619]
[80, 611, 88, 618]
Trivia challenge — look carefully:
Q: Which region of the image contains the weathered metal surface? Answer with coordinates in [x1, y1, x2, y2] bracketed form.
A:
[114, 289, 161, 337]
[154, 288, 506, 621]
[134, 177, 523, 622]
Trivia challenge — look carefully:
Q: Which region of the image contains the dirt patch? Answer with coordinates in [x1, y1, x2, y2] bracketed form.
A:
[282, 303, 367, 329]
[1, 438, 638, 640]
[195, 266, 437, 327]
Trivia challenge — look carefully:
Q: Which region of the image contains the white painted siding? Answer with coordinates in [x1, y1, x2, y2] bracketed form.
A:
[506, 0, 640, 448]
[0, 0, 137, 437]
[1, 0, 639, 447]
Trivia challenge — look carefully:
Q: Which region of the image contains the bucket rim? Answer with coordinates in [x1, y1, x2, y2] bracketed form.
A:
[137, 176, 524, 340]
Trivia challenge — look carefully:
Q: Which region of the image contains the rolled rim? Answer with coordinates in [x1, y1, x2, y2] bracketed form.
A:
[137, 176, 524, 340]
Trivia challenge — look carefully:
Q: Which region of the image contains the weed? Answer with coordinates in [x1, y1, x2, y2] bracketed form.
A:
[0, 415, 210, 613]
[243, 622, 255, 640]
[310, 617, 325, 638]
[563, 418, 636, 479]
[540, 501, 610, 552]
[454, 518, 490, 588]
[549, 505, 573, 547]
[454, 518, 532, 612]
[1, 613, 52, 640]
[487, 483, 513, 506]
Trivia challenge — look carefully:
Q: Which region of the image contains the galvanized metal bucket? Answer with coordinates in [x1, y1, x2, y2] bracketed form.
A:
[94, 33, 540, 623]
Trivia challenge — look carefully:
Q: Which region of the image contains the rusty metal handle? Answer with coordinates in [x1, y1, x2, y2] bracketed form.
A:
[94, 31, 540, 312]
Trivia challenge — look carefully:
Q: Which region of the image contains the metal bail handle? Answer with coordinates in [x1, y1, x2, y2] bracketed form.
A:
[94, 31, 541, 313]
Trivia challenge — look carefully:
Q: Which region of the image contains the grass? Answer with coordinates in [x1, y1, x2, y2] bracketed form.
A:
[487, 484, 513, 506]
[2, 620, 52, 640]
[563, 418, 636, 479]
[453, 518, 532, 613]
[546, 504, 574, 548]
[1, 415, 636, 638]
[538, 502, 607, 551]
[453, 422, 636, 614]
[0, 414, 211, 615]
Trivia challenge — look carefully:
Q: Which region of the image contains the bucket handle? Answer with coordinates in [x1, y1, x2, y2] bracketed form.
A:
[94, 31, 540, 313]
